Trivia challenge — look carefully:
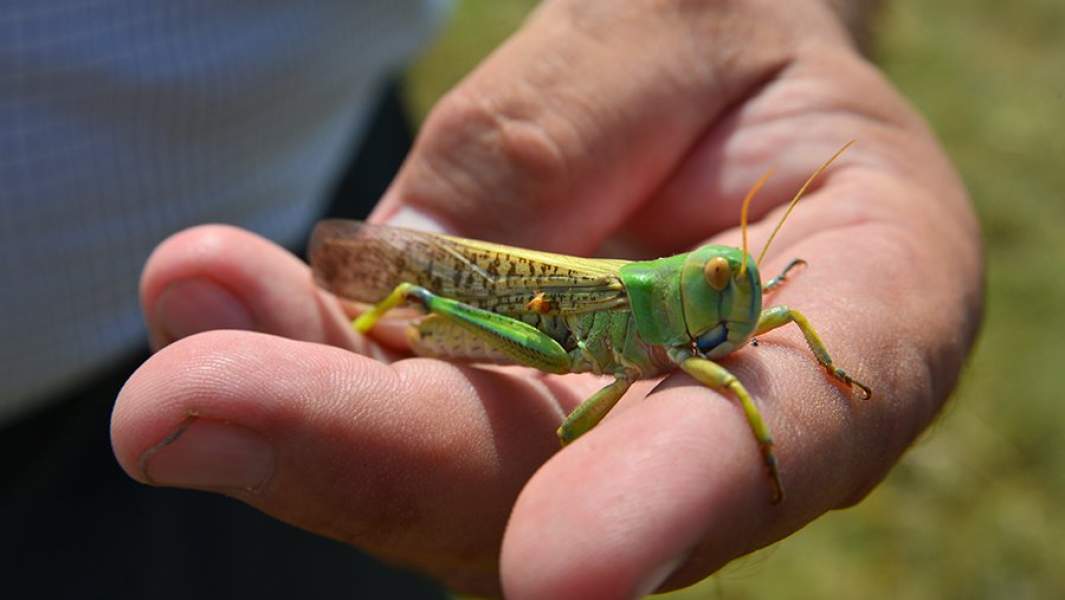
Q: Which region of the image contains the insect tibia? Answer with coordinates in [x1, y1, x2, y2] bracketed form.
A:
[353, 282, 425, 333]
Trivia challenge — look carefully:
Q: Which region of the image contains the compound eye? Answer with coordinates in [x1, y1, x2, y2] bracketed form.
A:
[704, 256, 731, 290]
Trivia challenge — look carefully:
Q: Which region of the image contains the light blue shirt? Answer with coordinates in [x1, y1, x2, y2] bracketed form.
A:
[0, 1, 447, 419]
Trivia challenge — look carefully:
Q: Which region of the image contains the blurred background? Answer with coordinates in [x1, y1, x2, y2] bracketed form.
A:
[405, 1, 1065, 598]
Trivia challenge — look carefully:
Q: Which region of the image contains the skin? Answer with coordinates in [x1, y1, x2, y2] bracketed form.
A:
[110, 0, 982, 598]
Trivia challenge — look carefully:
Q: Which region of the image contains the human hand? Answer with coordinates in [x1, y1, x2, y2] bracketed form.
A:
[111, 0, 982, 597]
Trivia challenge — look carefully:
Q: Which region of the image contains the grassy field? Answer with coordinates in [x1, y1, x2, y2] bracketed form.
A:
[406, 1, 1065, 598]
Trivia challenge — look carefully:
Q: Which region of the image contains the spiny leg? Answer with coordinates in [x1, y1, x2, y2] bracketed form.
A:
[679, 357, 783, 504]
[557, 378, 633, 445]
[755, 306, 872, 399]
[762, 258, 807, 294]
[355, 283, 572, 374]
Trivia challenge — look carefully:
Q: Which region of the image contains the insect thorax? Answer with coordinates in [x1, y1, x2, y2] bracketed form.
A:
[542, 310, 673, 378]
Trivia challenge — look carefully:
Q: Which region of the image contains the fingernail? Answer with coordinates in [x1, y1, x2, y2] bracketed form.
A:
[139, 417, 275, 492]
[382, 206, 449, 233]
[153, 279, 254, 347]
[632, 550, 689, 598]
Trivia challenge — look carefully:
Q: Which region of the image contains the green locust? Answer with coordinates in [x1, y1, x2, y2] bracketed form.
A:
[308, 142, 870, 503]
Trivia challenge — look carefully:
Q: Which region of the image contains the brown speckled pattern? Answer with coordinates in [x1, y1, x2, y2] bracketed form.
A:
[309, 220, 672, 378]
[309, 220, 629, 313]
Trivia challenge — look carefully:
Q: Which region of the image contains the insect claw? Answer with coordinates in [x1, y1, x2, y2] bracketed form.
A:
[823, 364, 872, 400]
[765, 452, 785, 504]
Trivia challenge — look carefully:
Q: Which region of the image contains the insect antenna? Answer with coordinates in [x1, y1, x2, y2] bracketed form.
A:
[756, 140, 856, 267]
[737, 168, 773, 278]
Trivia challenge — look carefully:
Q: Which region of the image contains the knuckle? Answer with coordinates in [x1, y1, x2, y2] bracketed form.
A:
[497, 107, 574, 186]
[415, 90, 504, 200]
[406, 85, 584, 240]
[398, 85, 585, 238]
[429, 86, 574, 186]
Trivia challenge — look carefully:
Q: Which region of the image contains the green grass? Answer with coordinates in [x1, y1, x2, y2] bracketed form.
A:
[406, 1, 1065, 597]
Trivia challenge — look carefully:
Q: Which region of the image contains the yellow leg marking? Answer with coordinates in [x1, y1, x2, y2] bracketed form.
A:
[353, 283, 417, 334]
[679, 357, 783, 504]
[756, 306, 872, 399]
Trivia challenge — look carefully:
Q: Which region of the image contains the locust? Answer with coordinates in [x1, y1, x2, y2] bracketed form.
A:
[308, 142, 870, 503]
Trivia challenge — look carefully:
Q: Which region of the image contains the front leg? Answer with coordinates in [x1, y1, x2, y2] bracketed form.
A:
[755, 306, 872, 399]
[677, 355, 783, 504]
[762, 258, 807, 294]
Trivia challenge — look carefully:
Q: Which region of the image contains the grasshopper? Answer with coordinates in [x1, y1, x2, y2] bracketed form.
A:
[308, 142, 870, 503]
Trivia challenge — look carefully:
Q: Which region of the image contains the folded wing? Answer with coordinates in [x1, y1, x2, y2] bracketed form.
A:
[308, 220, 630, 315]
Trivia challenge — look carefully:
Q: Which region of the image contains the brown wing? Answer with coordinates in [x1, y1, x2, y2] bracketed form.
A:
[308, 220, 630, 315]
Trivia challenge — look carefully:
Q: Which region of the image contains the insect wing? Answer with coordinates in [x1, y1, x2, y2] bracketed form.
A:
[308, 220, 630, 315]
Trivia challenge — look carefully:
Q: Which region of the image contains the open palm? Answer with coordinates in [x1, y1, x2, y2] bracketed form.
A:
[112, 2, 981, 597]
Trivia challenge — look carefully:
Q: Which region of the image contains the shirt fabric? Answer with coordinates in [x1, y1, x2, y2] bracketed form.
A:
[0, 1, 448, 420]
